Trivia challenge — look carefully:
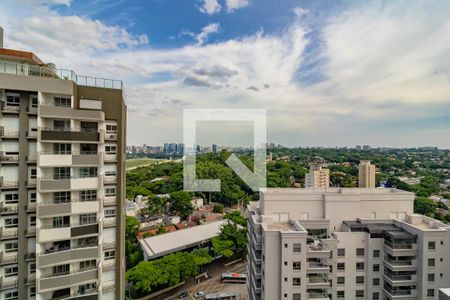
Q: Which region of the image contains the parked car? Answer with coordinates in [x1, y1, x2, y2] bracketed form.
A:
[178, 291, 189, 298]
[194, 291, 205, 298]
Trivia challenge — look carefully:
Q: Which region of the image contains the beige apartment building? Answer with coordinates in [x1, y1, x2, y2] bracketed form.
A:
[0, 32, 126, 300]
[359, 160, 376, 188]
[305, 164, 330, 189]
[247, 188, 450, 300]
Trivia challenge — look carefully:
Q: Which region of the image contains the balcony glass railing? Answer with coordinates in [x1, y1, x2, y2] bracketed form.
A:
[0, 60, 123, 89]
[384, 241, 414, 249]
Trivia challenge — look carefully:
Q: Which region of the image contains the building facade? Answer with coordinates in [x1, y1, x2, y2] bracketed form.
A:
[0, 42, 125, 299]
[359, 160, 376, 188]
[247, 188, 450, 300]
[305, 164, 330, 189]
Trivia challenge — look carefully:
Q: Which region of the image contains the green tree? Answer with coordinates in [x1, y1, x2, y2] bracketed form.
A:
[414, 197, 437, 217]
[169, 191, 193, 219]
[212, 221, 247, 258]
[213, 203, 224, 213]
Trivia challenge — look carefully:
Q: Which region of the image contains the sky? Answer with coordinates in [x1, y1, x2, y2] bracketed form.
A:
[1, 0, 450, 148]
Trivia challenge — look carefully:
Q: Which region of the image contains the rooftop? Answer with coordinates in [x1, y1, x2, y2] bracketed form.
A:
[139, 220, 227, 260]
[261, 187, 413, 195]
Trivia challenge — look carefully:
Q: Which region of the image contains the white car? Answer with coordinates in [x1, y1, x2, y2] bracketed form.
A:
[194, 291, 205, 298]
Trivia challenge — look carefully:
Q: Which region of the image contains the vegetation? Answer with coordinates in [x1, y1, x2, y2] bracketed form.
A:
[169, 191, 193, 219]
[126, 249, 212, 293]
[212, 221, 248, 258]
[126, 158, 163, 170]
[224, 211, 247, 227]
[126, 216, 143, 268]
[213, 203, 224, 213]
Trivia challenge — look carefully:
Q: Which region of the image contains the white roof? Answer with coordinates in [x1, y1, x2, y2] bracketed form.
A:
[139, 220, 227, 259]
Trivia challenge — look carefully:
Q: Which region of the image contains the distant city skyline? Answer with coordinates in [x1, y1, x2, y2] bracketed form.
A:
[2, 0, 450, 147]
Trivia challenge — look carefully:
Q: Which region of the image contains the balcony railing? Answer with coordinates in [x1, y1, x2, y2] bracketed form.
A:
[41, 220, 98, 230]
[0, 251, 18, 264]
[0, 60, 123, 89]
[0, 153, 19, 163]
[0, 129, 19, 138]
[384, 241, 414, 249]
[39, 198, 99, 207]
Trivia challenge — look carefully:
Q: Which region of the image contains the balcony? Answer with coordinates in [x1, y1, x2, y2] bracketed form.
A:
[0, 202, 18, 215]
[0, 251, 18, 265]
[0, 152, 19, 164]
[39, 127, 100, 142]
[38, 221, 99, 243]
[103, 196, 116, 206]
[383, 287, 416, 299]
[0, 103, 20, 114]
[26, 227, 37, 237]
[38, 245, 99, 268]
[102, 280, 115, 293]
[0, 177, 19, 189]
[103, 258, 115, 270]
[103, 241, 116, 250]
[307, 262, 330, 274]
[0, 227, 18, 240]
[104, 132, 117, 141]
[38, 200, 100, 218]
[307, 243, 331, 259]
[103, 217, 116, 228]
[39, 105, 104, 121]
[307, 292, 330, 300]
[307, 276, 330, 288]
[384, 257, 417, 271]
[0, 60, 123, 89]
[252, 232, 262, 250]
[39, 176, 101, 192]
[0, 128, 19, 139]
[39, 267, 98, 292]
[384, 241, 417, 256]
[39, 152, 102, 167]
[103, 175, 117, 185]
[104, 154, 117, 162]
[384, 272, 417, 286]
[0, 277, 18, 291]
[27, 179, 37, 188]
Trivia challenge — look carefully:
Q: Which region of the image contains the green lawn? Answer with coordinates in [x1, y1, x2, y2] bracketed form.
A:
[126, 158, 164, 170]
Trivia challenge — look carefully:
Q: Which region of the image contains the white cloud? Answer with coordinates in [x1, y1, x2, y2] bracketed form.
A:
[225, 0, 249, 12]
[195, 23, 220, 46]
[199, 0, 221, 15]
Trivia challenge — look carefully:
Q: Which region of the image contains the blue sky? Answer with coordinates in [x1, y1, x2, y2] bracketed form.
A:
[1, 0, 450, 148]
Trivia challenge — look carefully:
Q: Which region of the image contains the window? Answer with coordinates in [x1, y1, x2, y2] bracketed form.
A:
[81, 190, 97, 201]
[356, 248, 365, 256]
[293, 243, 301, 253]
[79, 167, 97, 178]
[29, 215, 36, 226]
[105, 250, 115, 260]
[428, 241, 436, 250]
[428, 258, 435, 267]
[5, 291, 18, 300]
[5, 240, 18, 253]
[428, 273, 435, 282]
[356, 276, 364, 284]
[5, 217, 19, 228]
[79, 259, 96, 270]
[355, 290, 364, 298]
[54, 167, 70, 179]
[284, 243, 288, 248]
[29, 287, 36, 297]
[373, 250, 380, 258]
[373, 264, 380, 272]
[356, 262, 364, 271]
[5, 265, 18, 277]
[105, 145, 117, 154]
[292, 277, 301, 286]
[427, 289, 435, 297]
[30, 94, 38, 108]
[79, 213, 96, 225]
[373, 278, 380, 286]
[105, 208, 116, 218]
[53, 264, 69, 275]
[373, 292, 379, 300]
[29, 262, 36, 274]
[54, 143, 71, 154]
[106, 124, 117, 132]
[337, 291, 345, 299]
[53, 216, 70, 228]
[5, 192, 19, 204]
[105, 187, 116, 197]
[53, 119, 70, 131]
[293, 261, 301, 270]
[6, 93, 20, 107]
[30, 168, 37, 179]
[29, 192, 36, 203]
[292, 294, 301, 300]
[337, 277, 345, 284]
[337, 248, 345, 257]
[54, 97, 71, 107]
[54, 191, 71, 204]
[337, 263, 345, 271]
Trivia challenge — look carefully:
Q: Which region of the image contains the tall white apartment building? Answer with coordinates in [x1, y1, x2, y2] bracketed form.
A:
[247, 188, 450, 300]
[0, 32, 125, 300]
[359, 160, 376, 188]
[305, 164, 329, 189]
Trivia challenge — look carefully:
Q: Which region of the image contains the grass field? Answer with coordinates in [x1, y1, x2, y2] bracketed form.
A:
[126, 158, 165, 171]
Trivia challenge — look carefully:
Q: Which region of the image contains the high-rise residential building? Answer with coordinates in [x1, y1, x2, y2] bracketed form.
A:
[0, 33, 125, 300]
[359, 160, 376, 188]
[212, 144, 217, 153]
[305, 163, 329, 188]
[247, 188, 450, 300]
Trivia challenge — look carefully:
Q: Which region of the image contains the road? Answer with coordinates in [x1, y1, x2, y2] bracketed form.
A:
[163, 261, 247, 300]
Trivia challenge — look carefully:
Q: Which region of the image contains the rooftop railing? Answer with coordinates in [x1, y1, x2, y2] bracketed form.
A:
[0, 60, 123, 90]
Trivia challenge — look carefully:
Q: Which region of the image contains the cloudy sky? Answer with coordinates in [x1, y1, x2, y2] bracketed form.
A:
[1, 0, 450, 148]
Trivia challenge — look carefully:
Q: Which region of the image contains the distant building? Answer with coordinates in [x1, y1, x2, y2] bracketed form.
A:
[305, 163, 330, 188]
[355, 145, 362, 150]
[212, 144, 218, 153]
[362, 144, 371, 151]
[359, 160, 376, 187]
